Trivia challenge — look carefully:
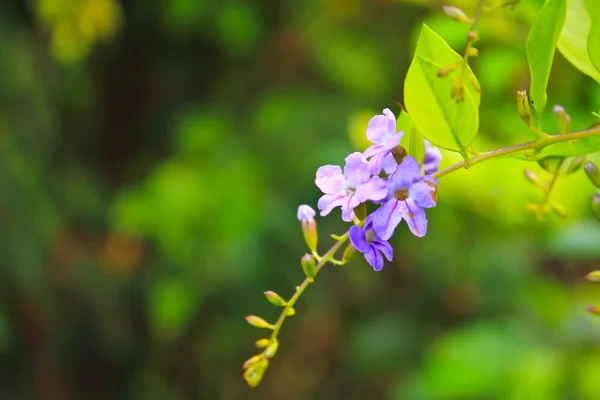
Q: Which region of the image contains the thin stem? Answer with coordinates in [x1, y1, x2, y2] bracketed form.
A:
[459, 0, 486, 80]
[433, 125, 600, 180]
[544, 160, 564, 203]
[266, 232, 349, 344]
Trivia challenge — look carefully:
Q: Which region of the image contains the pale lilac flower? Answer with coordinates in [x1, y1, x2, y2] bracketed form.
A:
[423, 140, 442, 176]
[349, 215, 393, 271]
[373, 156, 437, 239]
[316, 152, 387, 222]
[297, 205, 316, 222]
[364, 109, 403, 174]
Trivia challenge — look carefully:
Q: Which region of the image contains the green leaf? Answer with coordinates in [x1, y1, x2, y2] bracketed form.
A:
[526, 0, 566, 123]
[587, 3, 600, 72]
[557, 0, 600, 82]
[398, 111, 426, 164]
[404, 24, 480, 155]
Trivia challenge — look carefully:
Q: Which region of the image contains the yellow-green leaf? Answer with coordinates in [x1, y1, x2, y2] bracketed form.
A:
[404, 24, 480, 155]
[398, 111, 426, 164]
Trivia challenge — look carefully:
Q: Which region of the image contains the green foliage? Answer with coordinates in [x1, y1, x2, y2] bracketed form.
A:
[557, 0, 600, 82]
[588, 5, 600, 72]
[405, 24, 480, 155]
[526, 0, 566, 124]
[398, 111, 426, 164]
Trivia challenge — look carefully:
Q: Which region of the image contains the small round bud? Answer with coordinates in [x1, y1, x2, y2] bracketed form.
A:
[467, 47, 479, 58]
[451, 79, 465, 102]
[467, 31, 479, 41]
[285, 307, 296, 316]
[245, 315, 274, 329]
[565, 156, 586, 174]
[242, 355, 263, 370]
[443, 5, 471, 24]
[264, 340, 279, 359]
[553, 105, 571, 133]
[297, 205, 318, 252]
[301, 254, 316, 280]
[264, 291, 286, 307]
[585, 162, 600, 188]
[243, 359, 269, 387]
[517, 90, 532, 127]
[255, 339, 270, 348]
[585, 270, 600, 283]
[523, 170, 543, 187]
[592, 194, 600, 220]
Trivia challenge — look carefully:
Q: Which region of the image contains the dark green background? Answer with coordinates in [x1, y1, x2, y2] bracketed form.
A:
[1, 0, 600, 398]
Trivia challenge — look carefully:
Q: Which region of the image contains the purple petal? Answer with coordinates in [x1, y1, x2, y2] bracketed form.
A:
[423, 146, 442, 175]
[297, 205, 316, 221]
[364, 246, 384, 271]
[366, 115, 391, 144]
[409, 180, 436, 209]
[382, 108, 396, 133]
[356, 176, 388, 203]
[340, 195, 360, 222]
[349, 225, 370, 253]
[367, 151, 388, 175]
[372, 239, 393, 261]
[382, 153, 398, 175]
[317, 194, 346, 216]
[364, 143, 386, 159]
[373, 199, 403, 240]
[343, 152, 371, 186]
[401, 199, 428, 238]
[388, 156, 421, 190]
[316, 165, 345, 194]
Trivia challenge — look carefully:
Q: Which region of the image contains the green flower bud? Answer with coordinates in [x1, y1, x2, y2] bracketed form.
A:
[264, 291, 286, 307]
[242, 355, 263, 370]
[553, 105, 571, 133]
[585, 162, 600, 188]
[523, 170, 543, 187]
[342, 243, 357, 263]
[245, 315, 275, 329]
[467, 47, 479, 57]
[298, 205, 318, 252]
[443, 5, 470, 24]
[538, 156, 564, 173]
[565, 156, 586, 174]
[592, 194, 600, 220]
[585, 271, 600, 283]
[517, 90, 532, 127]
[255, 339, 270, 348]
[264, 340, 279, 359]
[437, 63, 457, 77]
[301, 254, 316, 280]
[451, 78, 465, 103]
[285, 307, 296, 316]
[243, 359, 269, 387]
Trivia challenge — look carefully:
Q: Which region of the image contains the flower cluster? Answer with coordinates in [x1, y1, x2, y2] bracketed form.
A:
[314, 108, 441, 271]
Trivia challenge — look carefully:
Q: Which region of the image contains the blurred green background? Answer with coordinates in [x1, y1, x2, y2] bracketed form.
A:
[2, 0, 600, 398]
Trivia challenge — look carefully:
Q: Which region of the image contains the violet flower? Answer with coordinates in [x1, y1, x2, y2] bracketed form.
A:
[364, 108, 403, 174]
[373, 156, 437, 239]
[316, 152, 387, 222]
[349, 215, 393, 271]
[423, 140, 442, 176]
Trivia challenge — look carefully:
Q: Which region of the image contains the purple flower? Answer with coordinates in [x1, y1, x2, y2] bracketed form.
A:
[297, 205, 316, 222]
[364, 109, 403, 174]
[316, 152, 387, 222]
[373, 156, 437, 239]
[423, 140, 442, 176]
[349, 215, 393, 271]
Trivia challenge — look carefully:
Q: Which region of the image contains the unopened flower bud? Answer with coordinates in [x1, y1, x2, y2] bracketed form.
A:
[523, 170, 543, 187]
[587, 305, 600, 316]
[443, 5, 470, 24]
[264, 291, 286, 307]
[517, 90, 532, 127]
[264, 340, 279, 359]
[538, 156, 564, 173]
[342, 243, 357, 263]
[301, 253, 316, 280]
[242, 355, 263, 370]
[585, 162, 600, 188]
[286, 307, 296, 316]
[245, 315, 274, 329]
[467, 47, 479, 57]
[592, 194, 600, 220]
[565, 156, 586, 174]
[553, 105, 571, 133]
[243, 359, 269, 387]
[451, 79, 465, 102]
[297, 205, 318, 252]
[586, 270, 600, 283]
[255, 339, 270, 348]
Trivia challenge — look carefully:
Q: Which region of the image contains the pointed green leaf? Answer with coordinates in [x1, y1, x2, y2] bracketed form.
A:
[404, 24, 480, 155]
[587, 3, 600, 72]
[398, 111, 426, 164]
[557, 0, 600, 82]
[526, 0, 566, 123]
